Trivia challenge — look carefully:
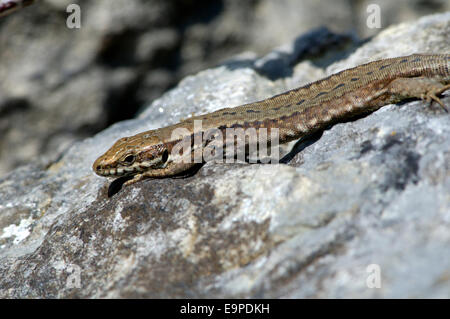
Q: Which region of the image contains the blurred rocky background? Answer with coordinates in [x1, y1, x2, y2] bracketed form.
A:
[0, 0, 449, 177]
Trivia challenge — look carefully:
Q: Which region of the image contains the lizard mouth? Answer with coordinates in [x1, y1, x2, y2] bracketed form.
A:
[95, 164, 145, 177]
[95, 168, 132, 177]
[94, 160, 158, 177]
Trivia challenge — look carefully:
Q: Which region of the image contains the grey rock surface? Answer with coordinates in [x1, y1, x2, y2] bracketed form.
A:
[0, 12, 450, 298]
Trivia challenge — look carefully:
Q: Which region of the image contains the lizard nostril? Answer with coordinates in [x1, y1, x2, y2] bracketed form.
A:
[96, 165, 101, 171]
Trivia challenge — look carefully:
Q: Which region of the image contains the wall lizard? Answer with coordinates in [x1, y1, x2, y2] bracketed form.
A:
[93, 54, 450, 189]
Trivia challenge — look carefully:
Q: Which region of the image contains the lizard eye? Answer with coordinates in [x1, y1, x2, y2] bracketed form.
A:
[161, 149, 169, 163]
[123, 154, 135, 165]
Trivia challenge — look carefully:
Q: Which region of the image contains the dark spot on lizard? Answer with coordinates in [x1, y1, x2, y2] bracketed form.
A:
[296, 99, 305, 105]
[246, 109, 260, 113]
[279, 112, 299, 121]
[333, 83, 345, 90]
[366, 71, 373, 75]
[379, 64, 391, 70]
[283, 104, 293, 108]
[350, 77, 358, 81]
[399, 58, 408, 63]
[271, 106, 282, 111]
[410, 57, 421, 63]
[315, 92, 327, 98]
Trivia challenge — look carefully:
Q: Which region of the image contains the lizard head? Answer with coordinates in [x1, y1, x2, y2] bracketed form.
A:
[93, 132, 170, 178]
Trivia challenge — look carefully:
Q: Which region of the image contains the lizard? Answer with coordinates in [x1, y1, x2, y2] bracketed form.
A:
[93, 54, 450, 190]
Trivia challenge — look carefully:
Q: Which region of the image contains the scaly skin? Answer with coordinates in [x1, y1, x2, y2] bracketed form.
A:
[93, 54, 450, 188]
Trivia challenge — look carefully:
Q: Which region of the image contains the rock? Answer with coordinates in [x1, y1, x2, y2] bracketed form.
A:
[0, 12, 450, 298]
